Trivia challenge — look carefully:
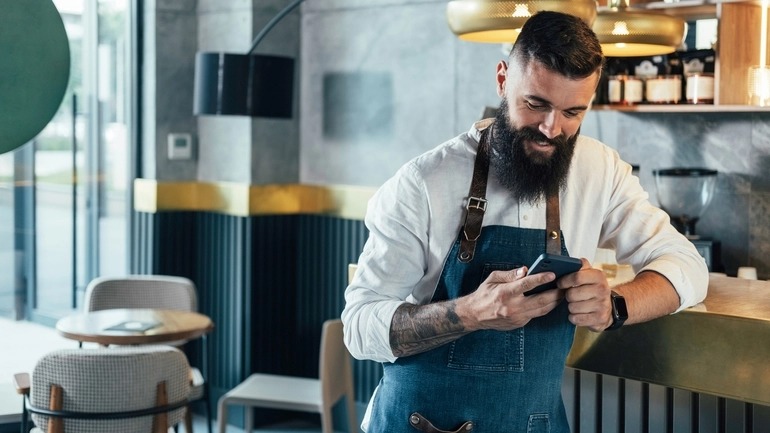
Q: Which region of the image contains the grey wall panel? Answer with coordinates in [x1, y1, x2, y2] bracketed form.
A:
[299, 2, 460, 187]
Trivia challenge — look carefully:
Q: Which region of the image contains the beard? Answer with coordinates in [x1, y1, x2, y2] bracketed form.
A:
[488, 99, 578, 204]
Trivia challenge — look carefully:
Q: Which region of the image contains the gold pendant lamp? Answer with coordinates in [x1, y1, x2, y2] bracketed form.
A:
[446, 0, 598, 43]
[593, 0, 687, 57]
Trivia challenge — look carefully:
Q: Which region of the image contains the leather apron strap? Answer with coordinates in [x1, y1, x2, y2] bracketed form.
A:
[545, 193, 561, 255]
[458, 128, 490, 263]
[458, 127, 563, 263]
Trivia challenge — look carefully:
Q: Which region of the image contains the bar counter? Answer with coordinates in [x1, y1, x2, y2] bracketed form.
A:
[567, 275, 770, 406]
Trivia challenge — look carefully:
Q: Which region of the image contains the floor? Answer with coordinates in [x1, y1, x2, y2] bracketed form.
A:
[0, 317, 328, 433]
[0, 317, 76, 424]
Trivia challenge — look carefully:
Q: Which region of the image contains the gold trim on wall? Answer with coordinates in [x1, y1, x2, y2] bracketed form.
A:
[133, 179, 375, 220]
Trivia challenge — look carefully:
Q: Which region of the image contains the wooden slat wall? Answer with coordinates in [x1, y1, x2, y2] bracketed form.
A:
[295, 215, 382, 404]
[134, 210, 770, 432]
[195, 213, 252, 397]
[131, 211, 374, 428]
[132, 211, 250, 402]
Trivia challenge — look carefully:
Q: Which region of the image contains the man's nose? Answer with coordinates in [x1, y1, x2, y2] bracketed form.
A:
[539, 111, 562, 139]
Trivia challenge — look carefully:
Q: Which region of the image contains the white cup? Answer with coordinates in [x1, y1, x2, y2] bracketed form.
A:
[737, 266, 758, 280]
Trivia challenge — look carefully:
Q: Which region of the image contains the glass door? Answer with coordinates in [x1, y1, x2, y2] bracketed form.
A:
[21, 0, 131, 324]
[0, 152, 18, 318]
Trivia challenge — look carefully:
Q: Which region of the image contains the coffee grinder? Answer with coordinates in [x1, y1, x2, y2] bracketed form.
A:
[653, 167, 722, 271]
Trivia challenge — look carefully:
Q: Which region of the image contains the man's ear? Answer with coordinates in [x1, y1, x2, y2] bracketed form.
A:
[496, 61, 508, 98]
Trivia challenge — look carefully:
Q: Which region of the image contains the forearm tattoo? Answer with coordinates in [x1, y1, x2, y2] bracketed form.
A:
[389, 301, 471, 357]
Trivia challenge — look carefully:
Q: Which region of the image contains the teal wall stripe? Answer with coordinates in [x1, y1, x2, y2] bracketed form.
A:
[131, 209, 770, 432]
[248, 215, 298, 377]
[130, 210, 156, 273]
[295, 215, 382, 404]
[194, 213, 250, 395]
[131, 211, 382, 427]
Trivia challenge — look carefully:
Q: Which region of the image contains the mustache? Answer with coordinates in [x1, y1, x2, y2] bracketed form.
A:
[514, 126, 569, 147]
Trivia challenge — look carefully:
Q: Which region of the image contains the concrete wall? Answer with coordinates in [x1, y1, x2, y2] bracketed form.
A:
[143, 0, 199, 180]
[300, 0, 503, 186]
[145, 0, 300, 184]
[297, 0, 770, 277]
[582, 110, 770, 280]
[145, 0, 770, 276]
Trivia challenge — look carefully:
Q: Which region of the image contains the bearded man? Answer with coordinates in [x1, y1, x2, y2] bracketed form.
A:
[342, 10, 708, 433]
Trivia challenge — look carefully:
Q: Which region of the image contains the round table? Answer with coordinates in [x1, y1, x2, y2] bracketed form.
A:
[55, 308, 214, 345]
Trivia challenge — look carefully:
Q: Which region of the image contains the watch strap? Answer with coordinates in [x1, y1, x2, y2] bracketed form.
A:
[606, 290, 628, 331]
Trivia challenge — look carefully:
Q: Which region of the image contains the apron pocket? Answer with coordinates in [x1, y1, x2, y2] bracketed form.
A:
[480, 262, 523, 285]
[527, 413, 550, 433]
[447, 328, 524, 371]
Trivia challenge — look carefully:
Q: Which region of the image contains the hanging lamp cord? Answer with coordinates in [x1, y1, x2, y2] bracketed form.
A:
[248, 0, 306, 54]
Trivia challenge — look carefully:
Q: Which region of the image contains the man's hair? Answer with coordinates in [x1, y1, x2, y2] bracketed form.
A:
[511, 10, 603, 79]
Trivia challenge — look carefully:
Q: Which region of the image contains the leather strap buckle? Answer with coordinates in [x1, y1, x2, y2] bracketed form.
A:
[466, 197, 487, 212]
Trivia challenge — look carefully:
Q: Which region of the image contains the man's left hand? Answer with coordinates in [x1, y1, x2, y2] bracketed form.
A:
[558, 258, 613, 331]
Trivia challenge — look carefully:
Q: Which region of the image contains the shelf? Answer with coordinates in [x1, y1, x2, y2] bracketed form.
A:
[592, 104, 770, 112]
[642, 0, 717, 19]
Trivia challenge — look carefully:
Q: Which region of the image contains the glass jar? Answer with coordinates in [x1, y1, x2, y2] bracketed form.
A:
[608, 75, 643, 105]
[645, 75, 681, 104]
[686, 73, 714, 104]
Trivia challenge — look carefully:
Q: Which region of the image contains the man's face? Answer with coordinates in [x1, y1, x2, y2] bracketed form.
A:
[489, 58, 599, 203]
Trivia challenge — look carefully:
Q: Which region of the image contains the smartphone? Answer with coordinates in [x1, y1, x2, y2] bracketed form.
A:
[523, 253, 583, 296]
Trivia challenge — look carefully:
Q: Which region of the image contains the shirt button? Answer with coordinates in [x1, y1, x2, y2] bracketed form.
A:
[523, 215, 529, 221]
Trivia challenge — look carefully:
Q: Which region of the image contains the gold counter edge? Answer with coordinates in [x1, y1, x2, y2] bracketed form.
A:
[133, 179, 375, 220]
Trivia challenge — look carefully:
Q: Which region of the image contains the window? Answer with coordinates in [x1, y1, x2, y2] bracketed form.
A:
[0, 0, 133, 323]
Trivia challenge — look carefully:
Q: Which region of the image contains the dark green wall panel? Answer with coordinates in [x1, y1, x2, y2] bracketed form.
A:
[132, 211, 382, 426]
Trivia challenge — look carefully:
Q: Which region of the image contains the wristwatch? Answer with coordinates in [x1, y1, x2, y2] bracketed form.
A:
[606, 290, 628, 331]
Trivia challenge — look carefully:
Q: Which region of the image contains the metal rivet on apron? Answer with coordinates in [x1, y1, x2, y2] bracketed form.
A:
[465, 422, 474, 431]
[459, 251, 471, 261]
[410, 414, 420, 425]
[549, 231, 559, 240]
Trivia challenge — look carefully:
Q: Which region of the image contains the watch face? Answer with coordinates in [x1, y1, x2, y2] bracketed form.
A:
[611, 291, 628, 320]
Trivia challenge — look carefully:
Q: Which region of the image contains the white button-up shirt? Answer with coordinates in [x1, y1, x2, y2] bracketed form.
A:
[342, 121, 709, 364]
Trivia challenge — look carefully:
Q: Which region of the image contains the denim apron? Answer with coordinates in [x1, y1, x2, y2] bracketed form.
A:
[367, 128, 575, 433]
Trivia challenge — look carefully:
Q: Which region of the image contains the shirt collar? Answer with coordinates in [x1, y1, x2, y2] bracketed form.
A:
[470, 118, 495, 142]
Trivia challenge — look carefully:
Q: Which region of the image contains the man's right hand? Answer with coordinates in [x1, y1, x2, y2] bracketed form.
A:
[389, 267, 563, 358]
[456, 267, 564, 332]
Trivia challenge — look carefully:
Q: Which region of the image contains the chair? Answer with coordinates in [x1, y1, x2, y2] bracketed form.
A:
[83, 274, 212, 433]
[216, 319, 357, 433]
[84, 274, 197, 313]
[14, 345, 192, 433]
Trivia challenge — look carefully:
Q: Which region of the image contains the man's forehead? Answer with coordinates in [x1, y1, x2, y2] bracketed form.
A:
[508, 60, 598, 109]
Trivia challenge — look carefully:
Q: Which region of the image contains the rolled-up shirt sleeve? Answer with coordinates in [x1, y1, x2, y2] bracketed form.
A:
[596, 149, 708, 311]
[342, 162, 431, 363]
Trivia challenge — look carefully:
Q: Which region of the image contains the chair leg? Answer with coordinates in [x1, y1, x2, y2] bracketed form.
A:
[21, 396, 29, 433]
[216, 397, 229, 433]
[152, 382, 169, 433]
[205, 391, 213, 433]
[49, 384, 64, 433]
[244, 406, 253, 433]
[321, 406, 333, 433]
[184, 405, 193, 433]
[346, 394, 358, 433]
